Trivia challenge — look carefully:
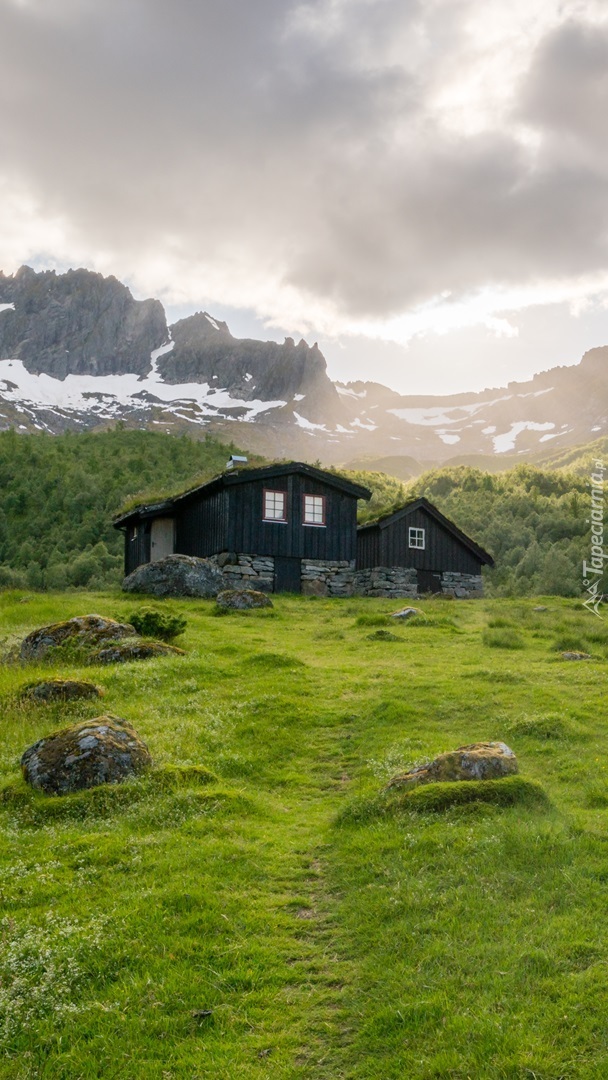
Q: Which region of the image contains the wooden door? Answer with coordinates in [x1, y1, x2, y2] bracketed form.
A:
[274, 556, 302, 593]
[150, 518, 175, 562]
[418, 570, 441, 594]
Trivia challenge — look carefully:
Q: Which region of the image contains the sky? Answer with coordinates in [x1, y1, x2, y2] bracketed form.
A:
[2, 0, 608, 395]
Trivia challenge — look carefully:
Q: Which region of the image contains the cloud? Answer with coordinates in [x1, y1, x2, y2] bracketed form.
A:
[1, 0, 608, 342]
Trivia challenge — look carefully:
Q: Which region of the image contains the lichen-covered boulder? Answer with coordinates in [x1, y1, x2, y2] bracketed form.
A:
[387, 741, 518, 790]
[20, 716, 152, 795]
[390, 607, 423, 620]
[89, 642, 185, 664]
[216, 588, 274, 610]
[122, 555, 224, 598]
[20, 679, 103, 703]
[19, 615, 136, 661]
[562, 651, 591, 661]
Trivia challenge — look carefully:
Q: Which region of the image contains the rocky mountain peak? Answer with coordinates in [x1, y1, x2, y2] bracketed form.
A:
[159, 311, 340, 417]
[0, 265, 167, 379]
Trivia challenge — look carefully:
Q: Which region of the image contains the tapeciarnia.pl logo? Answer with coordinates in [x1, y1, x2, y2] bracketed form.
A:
[582, 461, 606, 618]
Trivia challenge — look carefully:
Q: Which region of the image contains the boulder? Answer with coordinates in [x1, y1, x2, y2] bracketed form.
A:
[122, 554, 224, 598]
[390, 607, 423, 620]
[387, 741, 518, 790]
[20, 716, 152, 795]
[20, 679, 103, 703]
[216, 588, 274, 610]
[562, 651, 591, 661]
[19, 615, 136, 661]
[90, 642, 185, 664]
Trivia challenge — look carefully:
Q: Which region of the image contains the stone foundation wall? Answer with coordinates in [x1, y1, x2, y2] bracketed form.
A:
[301, 559, 355, 596]
[352, 566, 417, 599]
[208, 553, 275, 592]
[207, 553, 484, 597]
[353, 566, 484, 598]
[440, 571, 484, 597]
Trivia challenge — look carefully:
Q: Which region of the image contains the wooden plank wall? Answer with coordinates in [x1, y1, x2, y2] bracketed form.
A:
[357, 508, 482, 574]
[227, 475, 358, 560]
[177, 489, 227, 556]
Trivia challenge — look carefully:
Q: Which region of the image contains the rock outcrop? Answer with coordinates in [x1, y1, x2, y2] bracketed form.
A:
[160, 312, 341, 423]
[122, 554, 224, 597]
[390, 607, 423, 620]
[20, 716, 152, 795]
[19, 615, 136, 661]
[20, 679, 103, 703]
[387, 741, 518, 789]
[0, 266, 167, 379]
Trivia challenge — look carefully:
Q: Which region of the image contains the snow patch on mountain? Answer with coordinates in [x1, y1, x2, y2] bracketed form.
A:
[0, 351, 287, 424]
[293, 412, 328, 432]
[492, 421, 555, 453]
[337, 385, 367, 399]
[388, 395, 515, 427]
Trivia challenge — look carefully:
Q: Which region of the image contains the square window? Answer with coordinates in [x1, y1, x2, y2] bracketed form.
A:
[303, 494, 326, 525]
[263, 489, 287, 521]
[409, 527, 425, 549]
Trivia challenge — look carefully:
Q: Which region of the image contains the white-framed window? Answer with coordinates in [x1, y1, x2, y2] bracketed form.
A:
[263, 488, 287, 522]
[303, 494, 326, 526]
[408, 526, 425, 549]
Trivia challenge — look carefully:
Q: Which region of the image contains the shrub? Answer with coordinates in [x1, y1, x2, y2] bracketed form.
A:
[128, 608, 187, 641]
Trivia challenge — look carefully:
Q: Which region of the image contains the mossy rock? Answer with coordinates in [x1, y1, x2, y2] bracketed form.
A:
[19, 614, 136, 661]
[388, 741, 518, 790]
[20, 715, 152, 795]
[89, 642, 185, 664]
[19, 679, 103, 704]
[216, 589, 273, 611]
[122, 555, 224, 598]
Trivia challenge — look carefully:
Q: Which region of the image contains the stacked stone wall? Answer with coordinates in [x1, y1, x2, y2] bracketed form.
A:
[301, 559, 355, 596]
[207, 553, 484, 597]
[209, 553, 275, 592]
[440, 571, 484, 597]
[352, 566, 417, 599]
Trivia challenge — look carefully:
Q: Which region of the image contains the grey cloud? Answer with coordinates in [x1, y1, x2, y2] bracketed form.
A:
[1, 1, 608, 323]
[521, 20, 608, 151]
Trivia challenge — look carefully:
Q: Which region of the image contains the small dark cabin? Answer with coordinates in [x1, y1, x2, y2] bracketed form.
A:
[356, 496, 494, 595]
[114, 461, 371, 594]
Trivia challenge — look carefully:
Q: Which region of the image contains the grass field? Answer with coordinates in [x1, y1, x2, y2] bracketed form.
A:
[1, 590, 608, 1079]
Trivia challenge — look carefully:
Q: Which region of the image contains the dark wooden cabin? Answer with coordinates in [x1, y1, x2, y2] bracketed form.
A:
[356, 496, 494, 594]
[114, 462, 371, 593]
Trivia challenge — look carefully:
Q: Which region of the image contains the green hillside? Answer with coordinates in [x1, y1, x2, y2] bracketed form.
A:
[1, 591, 608, 1076]
[407, 464, 591, 597]
[0, 429, 253, 590]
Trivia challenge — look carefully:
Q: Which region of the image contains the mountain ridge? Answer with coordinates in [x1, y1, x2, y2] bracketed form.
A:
[1, 265, 606, 468]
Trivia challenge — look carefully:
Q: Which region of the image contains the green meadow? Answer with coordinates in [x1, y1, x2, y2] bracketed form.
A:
[1, 590, 608, 1078]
